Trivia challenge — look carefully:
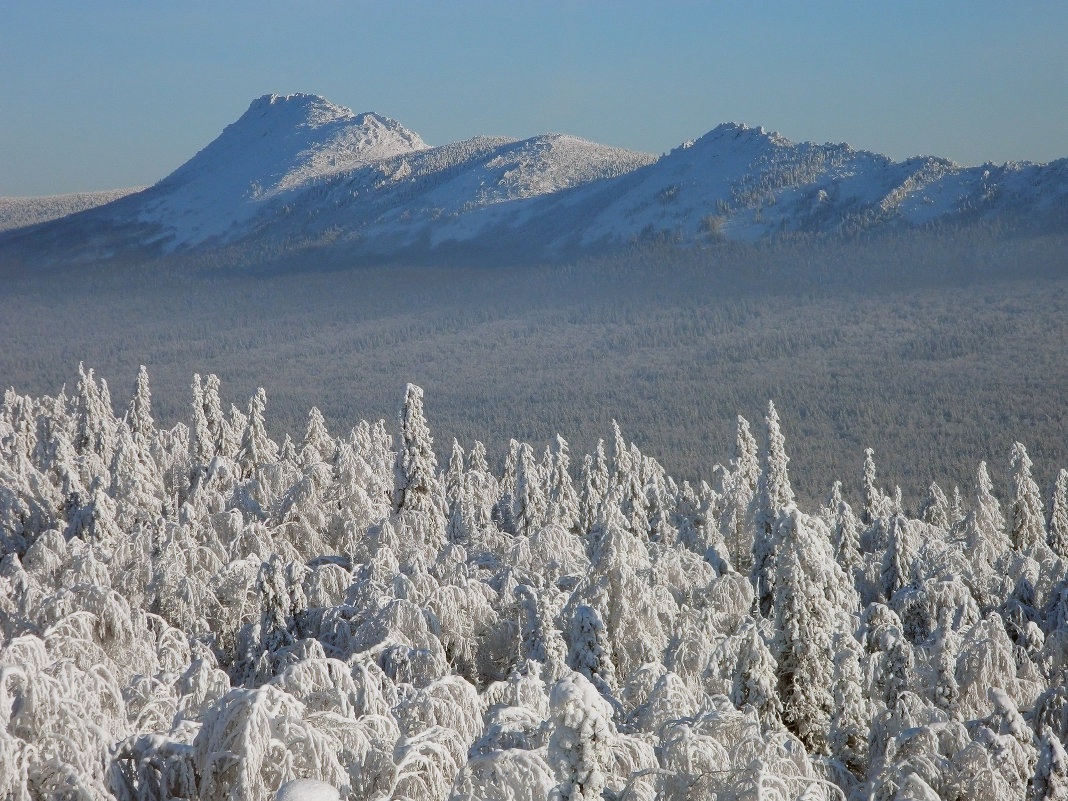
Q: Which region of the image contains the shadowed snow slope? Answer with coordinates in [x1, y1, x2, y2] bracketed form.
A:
[0, 188, 144, 232]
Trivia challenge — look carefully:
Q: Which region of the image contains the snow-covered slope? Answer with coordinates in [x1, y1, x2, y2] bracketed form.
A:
[0, 187, 144, 233]
[3, 94, 1066, 264]
[134, 93, 429, 246]
[538, 123, 1068, 248]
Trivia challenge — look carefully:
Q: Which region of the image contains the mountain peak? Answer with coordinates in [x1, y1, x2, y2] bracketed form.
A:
[139, 93, 429, 246]
[243, 93, 358, 129]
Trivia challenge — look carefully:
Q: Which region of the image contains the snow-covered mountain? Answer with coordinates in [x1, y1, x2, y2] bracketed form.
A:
[2, 93, 1066, 265]
[136, 93, 430, 247]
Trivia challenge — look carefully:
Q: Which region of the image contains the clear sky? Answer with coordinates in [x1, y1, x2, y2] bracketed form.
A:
[1, 1, 1066, 196]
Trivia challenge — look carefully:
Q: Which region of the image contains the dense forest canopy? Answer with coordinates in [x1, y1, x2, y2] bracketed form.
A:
[2, 364, 1068, 800]
[2, 227, 1066, 504]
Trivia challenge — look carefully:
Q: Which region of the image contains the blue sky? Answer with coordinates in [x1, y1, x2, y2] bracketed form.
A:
[2, 1, 1066, 195]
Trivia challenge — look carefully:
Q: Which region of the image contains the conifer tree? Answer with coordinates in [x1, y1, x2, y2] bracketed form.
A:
[1010, 442, 1047, 553]
[931, 607, 962, 716]
[919, 481, 951, 529]
[881, 513, 919, 601]
[300, 407, 333, 466]
[546, 435, 580, 531]
[722, 415, 759, 570]
[609, 420, 630, 492]
[1048, 470, 1068, 559]
[579, 441, 610, 533]
[829, 634, 871, 778]
[73, 363, 117, 462]
[202, 374, 230, 457]
[515, 584, 567, 676]
[548, 673, 615, 801]
[444, 438, 465, 509]
[751, 400, 795, 616]
[645, 465, 676, 544]
[464, 440, 498, 531]
[826, 480, 863, 581]
[392, 383, 444, 520]
[862, 448, 889, 526]
[620, 444, 649, 538]
[566, 604, 619, 698]
[1034, 732, 1068, 801]
[513, 443, 546, 537]
[731, 621, 782, 727]
[499, 438, 520, 502]
[579, 453, 598, 534]
[771, 509, 836, 754]
[237, 388, 278, 478]
[963, 461, 1010, 607]
[127, 365, 155, 442]
[190, 374, 214, 468]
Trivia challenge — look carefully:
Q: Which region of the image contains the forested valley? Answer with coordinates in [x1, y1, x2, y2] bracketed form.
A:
[2, 226, 1066, 504]
[2, 356, 1068, 800]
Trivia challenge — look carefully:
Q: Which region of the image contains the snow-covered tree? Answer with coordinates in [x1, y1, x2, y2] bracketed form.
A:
[548, 672, 615, 801]
[127, 364, 155, 443]
[546, 435, 580, 531]
[751, 400, 795, 616]
[1049, 469, 1068, 559]
[1010, 442, 1048, 553]
[919, 481, 951, 529]
[771, 509, 840, 754]
[392, 383, 444, 521]
[730, 621, 782, 728]
[513, 443, 547, 538]
[862, 448, 890, 526]
[237, 387, 279, 479]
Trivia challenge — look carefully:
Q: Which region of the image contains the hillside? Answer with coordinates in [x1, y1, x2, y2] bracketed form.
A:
[0, 187, 143, 233]
[2, 93, 1065, 267]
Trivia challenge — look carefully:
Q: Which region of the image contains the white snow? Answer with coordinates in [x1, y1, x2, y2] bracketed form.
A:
[0, 187, 144, 232]
[275, 779, 341, 801]
[135, 93, 429, 247]
[11, 92, 1068, 255]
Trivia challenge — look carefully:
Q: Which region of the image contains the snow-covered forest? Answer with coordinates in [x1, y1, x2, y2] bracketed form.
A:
[2, 365, 1068, 801]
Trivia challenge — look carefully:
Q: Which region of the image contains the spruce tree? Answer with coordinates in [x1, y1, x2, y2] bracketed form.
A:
[127, 364, 155, 442]
[1034, 732, 1068, 801]
[963, 461, 1010, 607]
[1048, 470, 1068, 559]
[444, 439, 465, 507]
[723, 415, 759, 570]
[237, 388, 278, 478]
[202, 374, 228, 457]
[190, 374, 214, 468]
[862, 448, 889, 526]
[771, 508, 836, 754]
[1010, 442, 1047, 553]
[300, 407, 333, 466]
[826, 480, 863, 582]
[731, 621, 782, 727]
[546, 435, 580, 531]
[751, 400, 795, 616]
[513, 443, 546, 537]
[392, 383, 444, 520]
[919, 481, 950, 529]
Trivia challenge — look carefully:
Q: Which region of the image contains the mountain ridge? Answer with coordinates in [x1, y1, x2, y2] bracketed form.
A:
[2, 93, 1066, 266]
